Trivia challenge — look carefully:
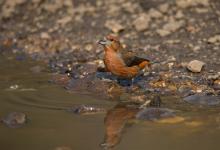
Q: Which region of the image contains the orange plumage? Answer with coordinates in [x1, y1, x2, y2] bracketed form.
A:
[98, 35, 151, 79]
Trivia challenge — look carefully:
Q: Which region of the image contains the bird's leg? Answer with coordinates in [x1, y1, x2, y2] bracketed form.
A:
[125, 78, 134, 93]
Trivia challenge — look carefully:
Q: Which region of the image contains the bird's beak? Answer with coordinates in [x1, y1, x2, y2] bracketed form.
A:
[98, 37, 111, 46]
[98, 39, 108, 45]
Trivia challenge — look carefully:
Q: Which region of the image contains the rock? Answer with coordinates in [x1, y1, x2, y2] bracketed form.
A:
[54, 146, 72, 150]
[157, 20, 185, 36]
[133, 13, 151, 32]
[176, 0, 209, 9]
[136, 108, 176, 121]
[148, 8, 163, 19]
[105, 20, 124, 33]
[213, 80, 220, 90]
[207, 35, 220, 44]
[187, 60, 205, 73]
[40, 32, 51, 39]
[67, 105, 106, 115]
[1, 0, 27, 19]
[183, 94, 220, 106]
[9, 84, 19, 90]
[158, 3, 169, 13]
[163, 20, 185, 32]
[56, 16, 72, 26]
[1, 112, 27, 128]
[30, 65, 43, 73]
[156, 29, 171, 37]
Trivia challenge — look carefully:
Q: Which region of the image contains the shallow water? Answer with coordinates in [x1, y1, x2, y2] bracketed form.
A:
[1, 53, 220, 150]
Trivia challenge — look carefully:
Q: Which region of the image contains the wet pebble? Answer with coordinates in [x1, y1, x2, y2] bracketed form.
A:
[213, 80, 220, 90]
[136, 108, 176, 121]
[183, 94, 220, 106]
[30, 65, 43, 73]
[67, 105, 106, 115]
[187, 60, 205, 73]
[54, 146, 72, 150]
[1, 112, 27, 128]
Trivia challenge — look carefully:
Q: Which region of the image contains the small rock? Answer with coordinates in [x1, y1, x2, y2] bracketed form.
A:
[156, 29, 171, 37]
[158, 3, 169, 13]
[56, 16, 72, 26]
[163, 20, 185, 32]
[136, 108, 176, 121]
[67, 105, 106, 115]
[30, 65, 43, 73]
[105, 20, 124, 33]
[207, 35, 220, 44]
[148, 8, 163, 19]
[133, 13, 151, 32]
[214, 80, 220, 90]
[1, 112, 27, 128]
[9, 84, 19, 90]
[187, 60, 205, 73]
[54, 146, 72, 150]
[183, 94, 220, 106]
[176, 0, 209, 9]
[40, 32, 51, 39]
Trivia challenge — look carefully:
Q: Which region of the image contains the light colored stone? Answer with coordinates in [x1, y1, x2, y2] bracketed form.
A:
[176, 0, 209, 8]
[156, 29, 171, 37]
[207, 35, 220, 44]
[40, 32, 50, 39]
[163, 20, 185, 32]
[133, 13, 151, 32]
[187, 60, 205, 73]
[148, 8, 163, 19]
[105, 20, 124, 33]
[56, 16, 72, 26]
[158, 3, 169, 13]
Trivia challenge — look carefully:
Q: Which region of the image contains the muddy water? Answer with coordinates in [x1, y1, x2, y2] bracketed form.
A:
[1, 54, 220, 150]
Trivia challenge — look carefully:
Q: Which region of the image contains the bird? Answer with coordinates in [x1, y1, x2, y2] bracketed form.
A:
[98, 35, 151, 85]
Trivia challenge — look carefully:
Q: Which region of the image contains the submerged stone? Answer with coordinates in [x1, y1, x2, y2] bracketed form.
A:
[183, 94, 220, 106]
[1, 112, 27, 128]
[136, 108, 176, 121]
[67, 105, 106, 115]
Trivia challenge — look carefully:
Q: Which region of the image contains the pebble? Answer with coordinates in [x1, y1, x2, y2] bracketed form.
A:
[105, 20, 124, 33]
[136, 108, 176, 121]
[187, 60, 205, 73]
[1, 112, 27, 128]
[183, 94, 220, 106]
[133, 13, 151, 32]
[207, 35, 220, 44]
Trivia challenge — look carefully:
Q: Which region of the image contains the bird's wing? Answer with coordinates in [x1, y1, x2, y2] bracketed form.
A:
[121, 50, 151, 67]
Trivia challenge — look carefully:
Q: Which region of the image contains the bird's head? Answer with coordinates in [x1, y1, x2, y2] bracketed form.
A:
[98, 35, 122, 52]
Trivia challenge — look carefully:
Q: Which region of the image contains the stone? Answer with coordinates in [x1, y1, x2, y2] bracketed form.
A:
[56, 16, 72, 26]
[156, 29, 171, 37]
[136, 108, 176, 121]
[187, 60, 205, 73]
[40, 32, 51, 39]
[105, 20, 124, 33]
[54, 146, 72, 150]
[67, 105, 106, 115]
[1, 112, 27, 128]
[158, 3, 169, 13]
[183, 94, 220, 106]
[148, 8, 163, 19]
[133, 13, 151, 32]
[176, 0, 209, 9]
[207, 35, 220, 44]
[1, 0, 27, 18]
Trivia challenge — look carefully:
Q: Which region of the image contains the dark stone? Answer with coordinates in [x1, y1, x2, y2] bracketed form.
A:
[67, 105, 105, 115]
[1, 112, 27, 128]
[136, 108, 175, 121]
[183, 94, 220, 106]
